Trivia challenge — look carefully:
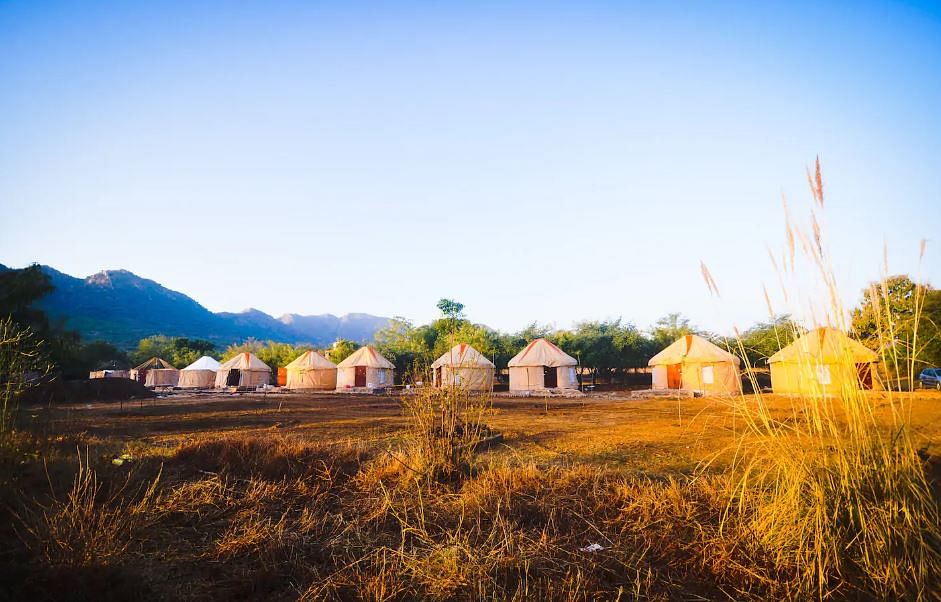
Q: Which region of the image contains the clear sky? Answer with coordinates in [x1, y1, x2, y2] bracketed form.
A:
[1, 1, 939, 335]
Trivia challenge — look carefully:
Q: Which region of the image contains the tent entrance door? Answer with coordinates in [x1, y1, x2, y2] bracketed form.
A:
[856, 363, 873, 389]
[355, 366, 367, 387]
[667, 364, 682, 389]
[543, 366, 558, 388]
[226, 369, 241, 387]
[435, 367, 442, 387]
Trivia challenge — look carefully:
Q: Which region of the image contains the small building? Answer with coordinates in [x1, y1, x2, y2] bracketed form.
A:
[336, 346, 394, 390]
[177, 356, 220, 389]
[285, 350, 337, 390]
[508, 338, 579, 391]
[431, 343, 495, 390]
[648, 334, 742, 394]
[214, 352, 272, 388]
[89, 370, 130, 379]
[769, 327, 880, 395]
[130, 357, 179, 388]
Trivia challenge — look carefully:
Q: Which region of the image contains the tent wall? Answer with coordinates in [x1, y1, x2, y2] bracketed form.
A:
[437, 366, 494, 391]
[509, 365, 578, 391]
[240, 369, 270, 387]
[214, 369, 270, 388]
[178, 369, 216, 388]
[650, 361, 740, 394]
[651, 365, 668, 389]
[145, 369, 179, 387]
[770, 360, 881, 395]
[286, 368, 337, 390]
[682, 361, 740, 394]
[336, 366, 393, 390]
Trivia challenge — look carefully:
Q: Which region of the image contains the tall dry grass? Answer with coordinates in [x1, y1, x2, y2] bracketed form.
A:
[398, 382, 492, 481]
[710, 159, 941, 599]
[16, 449, 162, 566]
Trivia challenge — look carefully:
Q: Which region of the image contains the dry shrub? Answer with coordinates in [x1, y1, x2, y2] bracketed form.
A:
[17, 450, 161, 566]
[170, 433, 365, 482]
[214, 508, 289, 559]
[315, 458, 775, 601]
[8, 432, 778, 600]
[399, 383, 491, 481]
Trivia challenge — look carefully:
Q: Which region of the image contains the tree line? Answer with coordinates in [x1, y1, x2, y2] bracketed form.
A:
[1, 265, 940, 383]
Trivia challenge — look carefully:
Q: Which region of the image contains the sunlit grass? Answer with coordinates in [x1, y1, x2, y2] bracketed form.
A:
[710, 159, 941, 599]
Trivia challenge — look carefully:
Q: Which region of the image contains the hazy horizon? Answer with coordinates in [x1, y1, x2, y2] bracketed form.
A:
[2, 2, 939, 336]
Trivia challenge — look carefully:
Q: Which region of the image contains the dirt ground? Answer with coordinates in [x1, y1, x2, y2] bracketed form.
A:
[20, 388, 941, 477]
[7, 389, 941, 600]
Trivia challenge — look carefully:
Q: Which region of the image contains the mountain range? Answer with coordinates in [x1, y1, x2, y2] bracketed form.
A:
[0, 263, 391, 349]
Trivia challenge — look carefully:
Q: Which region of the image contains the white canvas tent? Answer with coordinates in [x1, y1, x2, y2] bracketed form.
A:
[214, 352, 271, 388]
[431, 343, 495, 390]
[648, 334, 741, 394]
[336, 346, 394, 390]
[769, 327, 880, 395]
[130, 357, 179, 388]
[508, 339, 579, 391]
[178, 356, 220, 389]
[285, 350, 337, 390]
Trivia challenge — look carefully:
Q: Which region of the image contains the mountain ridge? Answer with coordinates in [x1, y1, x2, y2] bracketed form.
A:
[0, 263, 391, 349]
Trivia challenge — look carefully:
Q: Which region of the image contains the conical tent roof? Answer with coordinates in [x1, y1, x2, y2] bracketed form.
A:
[768, 327, 877, 364]
[286, 350, 337, 370]
[508, 339, 577, 368]
[182, 356, 220, 371]
[336, 346, 394, 369]
[218, 352, 271, 371]
[432, 343, 495, 369]
[133, 357, 175, 370]
[648, 334, 740, 366]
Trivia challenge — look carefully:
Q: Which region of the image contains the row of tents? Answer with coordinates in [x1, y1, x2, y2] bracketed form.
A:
[112, 327, 881, 395]
[647, 328, 881, 394]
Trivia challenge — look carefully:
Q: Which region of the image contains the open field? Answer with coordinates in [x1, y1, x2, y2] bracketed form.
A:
[19, 390, 941, 473]
[3, 390, 940, 600]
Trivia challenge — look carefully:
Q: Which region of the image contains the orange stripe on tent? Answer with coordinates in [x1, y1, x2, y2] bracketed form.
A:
[517, 339, 540, 362]
[685, 335, 693, 355]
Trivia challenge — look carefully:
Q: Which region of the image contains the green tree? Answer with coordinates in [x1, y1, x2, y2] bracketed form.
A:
[132, 335, 174, 366]
[223, 339, 309, 371]
[374, 317, 431, 378]
[851, 275, 940, 376]
[0, 317, 51, 436]
[734, 315, 802, 367]
[133, 336, 219, 368]
[66, 340, 130, 378]
[326, 338, 361, 364]
[650, 313, 694, 348]
[436, 298, 465, 334]
[922, 290, 941, 368]
[0, 264, 80, 376]
[561, 319, 651, 384]
[167, 338, 217, 367]
[0, 264, 54, 332]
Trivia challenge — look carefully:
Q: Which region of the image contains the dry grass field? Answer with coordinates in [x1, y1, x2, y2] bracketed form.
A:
[3, 389, 940, 600]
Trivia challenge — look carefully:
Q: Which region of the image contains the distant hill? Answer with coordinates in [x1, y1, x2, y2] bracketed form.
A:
[0, 263, 391, 349]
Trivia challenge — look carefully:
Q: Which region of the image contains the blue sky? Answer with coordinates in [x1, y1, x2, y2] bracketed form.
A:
[1, 1, 939, 334]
